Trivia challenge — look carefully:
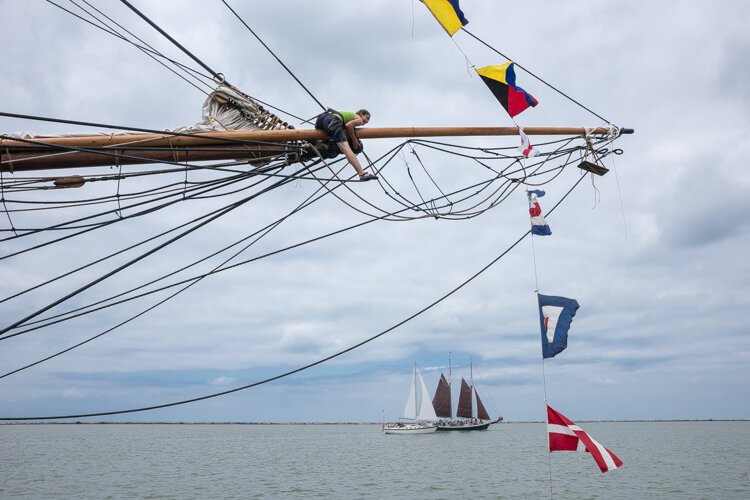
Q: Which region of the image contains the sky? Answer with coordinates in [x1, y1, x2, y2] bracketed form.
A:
[0, 0, 748, 422]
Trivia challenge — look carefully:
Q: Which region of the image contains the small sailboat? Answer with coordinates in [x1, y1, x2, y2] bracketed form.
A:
[433, 358, 502, 431]
[383, 364, 438, 434]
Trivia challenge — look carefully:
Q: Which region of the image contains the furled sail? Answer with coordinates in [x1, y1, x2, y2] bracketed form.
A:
[173, 85, 294, 133]
[456, 378, 473, 418]
[432, 373, 452, 418]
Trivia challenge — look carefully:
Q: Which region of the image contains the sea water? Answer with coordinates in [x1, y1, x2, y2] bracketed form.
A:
[1, 421, 748, 499]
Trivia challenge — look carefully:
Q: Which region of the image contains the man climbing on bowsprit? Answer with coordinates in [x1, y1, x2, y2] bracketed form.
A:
[314, 108, 377, 181]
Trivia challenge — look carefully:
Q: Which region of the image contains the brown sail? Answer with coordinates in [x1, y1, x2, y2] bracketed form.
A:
[456, 378, 473, 419]
[475, 388, 491, 421]
[432, 373, 452, 419]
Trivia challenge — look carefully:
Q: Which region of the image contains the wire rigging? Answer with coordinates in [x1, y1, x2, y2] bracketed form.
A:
[0, 171, 589, 420]
[119, 0, 226, 85]
[45, 0, 214, 94]
[220, 0, 327, 112]
[0, 2, 632, 421]
[461, 28, 611, 124]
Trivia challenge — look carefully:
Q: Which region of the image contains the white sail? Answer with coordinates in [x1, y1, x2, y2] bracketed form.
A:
[416, 370, 438, 421]
[402, 368, 418, 420]
[384, 364, 439, 434]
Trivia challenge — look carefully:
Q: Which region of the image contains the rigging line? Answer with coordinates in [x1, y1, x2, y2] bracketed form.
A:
[0, 167, 284, 305]
[442, 178, 519, 219]
[8, 163, 331, 333]
[374, 143, 484, 220]
[307, 144, 414, 222]
[8, 157, 510, 338]
[77, 0, 210, 81]
[0, 147, 300, 212]
[461, 28, 610, 124]
[405, 137, 583, 164]
[441, 158, 555, 219]
[333, 142, 490, 222]
[378, 143, 522, 219]
[6, 160, 322, 326]
[2, 166, 346, 354]
[220, 0, 327, 112]
[316, 141, 524, 222]
[0, 149, 274, 194]
[383, 140, 458, 220]
[422, 139, 583, 219]
[409, 144, 450, 201]
[4, 175, 189, 209]
[0, 167, 18, 236]
[118, 0, 226, 85]
[75, 0, 215, 90]
[0, 172, 589, 420]
[396, 148, 433, 218]
[410, 136, 577, 152]
[0, 162, 552, 378]
[0, 157, 276, 202]
[403, 149, 433, 218]
[64, 1, 212, 96]
[46, 0, 213, 94]
[0, 174, 244, 221]
[0, 129, 303, 163]
[311, 148, 440, 223]
[2, 177, 217, 214]
[0, 166, 253, 248]
[0, 166, 334, 375]
[0, 167, 286, 291]
[0, 171, 279, 337]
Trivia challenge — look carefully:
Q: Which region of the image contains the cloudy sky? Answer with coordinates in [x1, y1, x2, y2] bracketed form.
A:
[1, 0, 748, 422]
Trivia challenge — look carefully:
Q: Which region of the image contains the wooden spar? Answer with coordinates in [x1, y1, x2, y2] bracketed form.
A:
[1, 126, 631, 172]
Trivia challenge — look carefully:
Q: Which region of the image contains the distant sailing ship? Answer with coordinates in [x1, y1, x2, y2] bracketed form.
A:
[383, 364, 437, 434]
[432, 359, 502, 431]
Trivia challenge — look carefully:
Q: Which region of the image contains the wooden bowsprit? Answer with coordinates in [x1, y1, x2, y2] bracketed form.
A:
[0, 126, 633, 173]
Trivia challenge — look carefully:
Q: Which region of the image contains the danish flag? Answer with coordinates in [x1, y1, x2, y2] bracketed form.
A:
[547, 404, 623, 473]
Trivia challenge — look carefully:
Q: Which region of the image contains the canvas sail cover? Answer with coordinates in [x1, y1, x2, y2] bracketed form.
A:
[456, 378, 473, 418]
[475, 389, 491, 421]
[11, 86, 294, 142]
[432, 373, 452, 418]
[172, 85, 294, 133]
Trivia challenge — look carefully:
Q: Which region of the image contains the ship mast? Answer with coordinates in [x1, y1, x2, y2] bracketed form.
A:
[448, 352, 453, 420]
[470, 357, 475, 419]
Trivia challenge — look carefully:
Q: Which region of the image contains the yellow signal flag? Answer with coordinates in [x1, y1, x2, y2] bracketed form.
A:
[422, 0, 469, 37]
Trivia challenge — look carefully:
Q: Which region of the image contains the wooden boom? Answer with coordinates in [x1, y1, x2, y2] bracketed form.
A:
[1, 126, 631, 172]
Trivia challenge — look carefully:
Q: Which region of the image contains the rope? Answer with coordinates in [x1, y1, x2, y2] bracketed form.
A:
[0, 170, 588, 420]
[0, 164, 333, 376]
[220, 0, 327, 112]
[0, 168, 283, 337]
[45, 0, 213, 94]
[0, 166, 282, 305]
[0, 111, 297, 147]
[119, 0, 226, 85]
[461, 28, 611, 124]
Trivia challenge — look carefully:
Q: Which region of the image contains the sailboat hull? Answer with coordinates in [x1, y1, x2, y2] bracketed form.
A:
[383, 423, 437, 435]
[435, 418, 501, 431]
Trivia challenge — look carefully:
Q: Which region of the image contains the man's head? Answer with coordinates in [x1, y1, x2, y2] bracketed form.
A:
[356, 109, 371, 124]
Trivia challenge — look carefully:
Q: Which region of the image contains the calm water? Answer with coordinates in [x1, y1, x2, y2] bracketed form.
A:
[1, 421, 748, 499]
